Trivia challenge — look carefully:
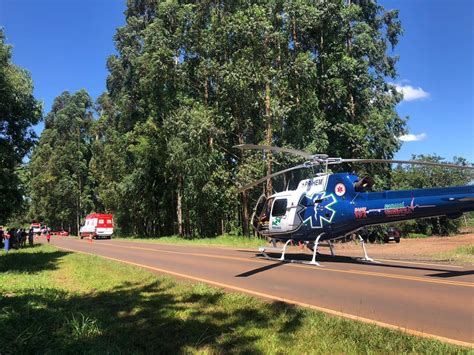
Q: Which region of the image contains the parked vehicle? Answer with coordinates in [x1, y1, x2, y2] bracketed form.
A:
[52, 230, 69, 236]
[79, 214, 114, 239]
[384, 227, 401, 243]
[30, 222, 42, 235]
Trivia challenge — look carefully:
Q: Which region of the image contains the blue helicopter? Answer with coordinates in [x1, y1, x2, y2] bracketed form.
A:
[235, 144, 474, 266]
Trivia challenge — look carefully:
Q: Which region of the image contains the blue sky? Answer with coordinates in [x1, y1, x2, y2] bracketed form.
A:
[0, 0, 125, 126]
[1, 0, 473, 161]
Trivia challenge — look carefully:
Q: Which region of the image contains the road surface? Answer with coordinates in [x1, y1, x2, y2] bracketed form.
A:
[43, 236, 474, 347]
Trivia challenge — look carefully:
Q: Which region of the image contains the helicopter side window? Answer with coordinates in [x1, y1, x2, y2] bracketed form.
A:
[272, 199, 288, 217]
[354, 176, 374, 192]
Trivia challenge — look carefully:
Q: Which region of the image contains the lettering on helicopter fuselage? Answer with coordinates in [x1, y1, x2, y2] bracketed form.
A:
[354, 207, 367, 219]
[301, 178, 324, 188]
[383, 202, 413, 217]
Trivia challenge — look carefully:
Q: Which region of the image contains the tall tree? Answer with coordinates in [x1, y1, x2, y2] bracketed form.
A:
[96, 0, 406, 237]
[0, 29, 42, 223]
[28, 90, 93, 233]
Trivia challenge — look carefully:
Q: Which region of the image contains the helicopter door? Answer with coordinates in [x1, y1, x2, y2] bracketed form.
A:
[270, 198, 288, 232]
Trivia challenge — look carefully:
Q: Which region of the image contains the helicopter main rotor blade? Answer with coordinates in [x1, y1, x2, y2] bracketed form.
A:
[234, 144, 316, 159]
[237, 163, 311, 193]
[334, 158, 474, 170]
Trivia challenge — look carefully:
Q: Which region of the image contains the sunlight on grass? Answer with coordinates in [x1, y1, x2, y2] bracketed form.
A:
[115, 234, 266, 248]
[66, 313, 103, 339]
[437, 245, 474, 264]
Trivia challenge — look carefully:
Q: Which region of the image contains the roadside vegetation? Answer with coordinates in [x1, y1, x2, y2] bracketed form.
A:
[0, 245, 470, 354]
[116, 234, 265, 248]
[3, 2, 472, 242]
[437, 245, 474, 264]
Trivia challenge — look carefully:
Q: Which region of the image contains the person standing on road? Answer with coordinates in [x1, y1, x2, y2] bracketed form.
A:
[46, 230, 51, 243]
[10, 228, 18, 249]
[20, 228, 27, 247]
[28, 228, 34, 246]
[4, 231, 10, 253]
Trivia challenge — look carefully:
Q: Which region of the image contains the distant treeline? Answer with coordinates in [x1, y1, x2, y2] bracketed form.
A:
[1, 1, 472, 237]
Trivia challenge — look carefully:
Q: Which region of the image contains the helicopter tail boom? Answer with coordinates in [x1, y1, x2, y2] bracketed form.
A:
[351, 185, 474, 229]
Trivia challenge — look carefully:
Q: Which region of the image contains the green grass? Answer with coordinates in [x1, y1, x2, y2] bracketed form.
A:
[463, 217, 474, 228]
[1, 245, 470, 354]
[403, 233, 430, 239]
[437, 245, 474, 264]
[115, 234, 265, 248]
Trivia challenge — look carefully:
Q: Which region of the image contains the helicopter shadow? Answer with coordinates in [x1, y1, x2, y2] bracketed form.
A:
[236, 252, 473, 279]
[235, 261, 287, 277]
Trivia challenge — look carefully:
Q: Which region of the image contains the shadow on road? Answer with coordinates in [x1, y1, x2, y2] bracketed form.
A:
[235, 261, 286, 277]
[248, 252, 473, 279]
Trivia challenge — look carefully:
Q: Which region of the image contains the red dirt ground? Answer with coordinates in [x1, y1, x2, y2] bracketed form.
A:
[332, 232, 474, 264]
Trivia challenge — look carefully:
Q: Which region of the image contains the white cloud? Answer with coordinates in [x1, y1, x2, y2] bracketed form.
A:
[394, 84, 430, 101]
[398, 133, 427, 142]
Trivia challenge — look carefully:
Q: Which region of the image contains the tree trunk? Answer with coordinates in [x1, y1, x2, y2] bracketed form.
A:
[204, 76, 209, 106]
[77, 127, 81, 236]
[346, 0, 356, 157]
[292, 17, 299, 49]
[242, 191, 249, 237]
[238, 134, 249, 237]
[265, 82, 272, 196]
[185, 209, 191, 237]
[177, 175, 183, 237]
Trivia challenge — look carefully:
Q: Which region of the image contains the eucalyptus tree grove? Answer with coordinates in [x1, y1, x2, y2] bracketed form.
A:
[0, 29, 41, 223]
[29, 0, 407, 237]
[96, 0, 404, 237]
[28, 91, 94, 234]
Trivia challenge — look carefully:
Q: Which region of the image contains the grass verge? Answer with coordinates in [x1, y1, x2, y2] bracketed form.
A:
[437, 245, 474, 264]
[0, 245, 470, 354]
[403, 233, 430, 239]
[115, 234, 265, 248]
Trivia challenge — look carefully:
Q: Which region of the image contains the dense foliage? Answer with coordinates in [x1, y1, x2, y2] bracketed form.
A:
[22, 1, 471, 238]
[28, 91, 93, 233]
[391, 155, 474, 236]
[0, 29, 42, 223]
[78, 0, 405, 237]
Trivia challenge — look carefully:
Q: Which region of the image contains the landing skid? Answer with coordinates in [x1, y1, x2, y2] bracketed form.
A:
[357, 234, 375, 263]
[258, 249, 324, 266]
[259, 234, 377, 266]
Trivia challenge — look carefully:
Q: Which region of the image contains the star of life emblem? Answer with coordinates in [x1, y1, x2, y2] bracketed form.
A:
[335, 183, 346, 196]
[298, 193, 336, 228]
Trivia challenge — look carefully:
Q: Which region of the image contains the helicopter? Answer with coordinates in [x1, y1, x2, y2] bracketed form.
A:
[235, 144, 474, 266]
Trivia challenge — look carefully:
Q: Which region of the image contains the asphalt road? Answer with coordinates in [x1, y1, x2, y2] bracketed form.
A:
[43, 236, 473, 347]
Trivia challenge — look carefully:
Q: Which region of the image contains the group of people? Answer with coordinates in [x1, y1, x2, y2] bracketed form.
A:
[0, 227, 51, 253]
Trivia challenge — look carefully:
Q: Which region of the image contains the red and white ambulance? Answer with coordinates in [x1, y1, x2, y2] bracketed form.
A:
[30, 222, 42, 235]
[79, 213, 114, 239]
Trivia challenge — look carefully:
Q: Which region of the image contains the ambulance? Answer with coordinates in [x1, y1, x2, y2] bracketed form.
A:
[79, 213, 114, 239]
[30, 222, 42, 235]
